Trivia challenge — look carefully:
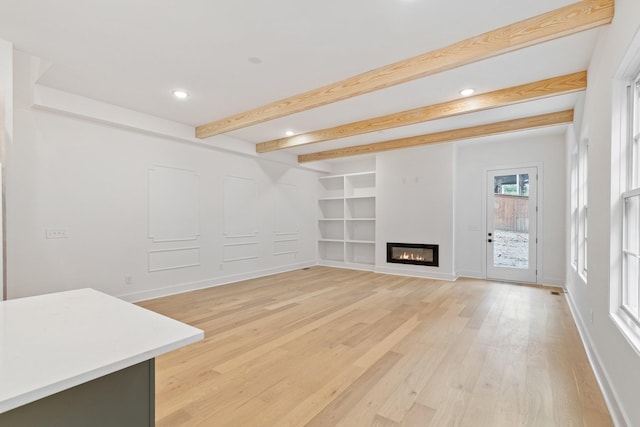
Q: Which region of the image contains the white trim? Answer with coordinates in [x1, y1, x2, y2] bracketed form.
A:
[148, 246, 201, 272]
[374, 265, 457, 281]
[149, 237, 198, 243]
[616, 26, 640, 80]
[343, 262, 375, 272]
[273, 237, 298, 256]
[317, 259, 349, 269]
[456, 270, 484, 279]
[623, 186, 640, 198]
[222, 241, 259, 262]
[539, 276, 566, 288]
[223, 256, 259, 262]
[120, 261, 316, 303]
[223, 241, 258, 247]
[565, 291, 630, 427]
[611, 310, 640, 358]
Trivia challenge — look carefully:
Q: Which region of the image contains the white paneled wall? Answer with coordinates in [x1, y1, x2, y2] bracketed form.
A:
[7, 52, 320, 302]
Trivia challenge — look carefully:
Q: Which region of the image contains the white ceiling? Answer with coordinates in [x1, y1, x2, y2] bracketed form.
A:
[0, 0, 600, 161]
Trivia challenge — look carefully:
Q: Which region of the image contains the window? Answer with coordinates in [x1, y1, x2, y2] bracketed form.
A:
[622, 72, 640, 326]
[579, 136, 588, 278]
[570, 132, 588, 280]
[623, 190, 640, 323]
[613, 38, 640, 351]
[570, 143, 579, 268]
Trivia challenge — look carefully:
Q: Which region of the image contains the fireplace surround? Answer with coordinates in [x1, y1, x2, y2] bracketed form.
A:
[386, 243, 439, 267]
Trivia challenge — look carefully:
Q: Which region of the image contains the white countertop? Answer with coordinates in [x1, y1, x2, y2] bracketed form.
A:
[0, 288, 204, 413]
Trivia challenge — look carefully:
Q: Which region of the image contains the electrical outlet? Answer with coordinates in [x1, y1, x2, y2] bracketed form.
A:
[125, 275, 133, 285]
[46, 228, 69, 239]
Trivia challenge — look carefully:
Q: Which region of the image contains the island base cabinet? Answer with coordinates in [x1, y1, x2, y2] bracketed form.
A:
[0, 360, 155, 427]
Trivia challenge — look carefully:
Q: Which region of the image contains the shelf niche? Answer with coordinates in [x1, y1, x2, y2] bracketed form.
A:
[317, 172, 376, 270]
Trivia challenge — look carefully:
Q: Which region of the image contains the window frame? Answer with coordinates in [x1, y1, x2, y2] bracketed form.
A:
[620, 71, 640, 327]
[612, 35, 640, 356]
[570, 143, 579, 269]
[579, 135, 589, 280]
[622, 188, 640, 326]
[571, 133, 589, 282]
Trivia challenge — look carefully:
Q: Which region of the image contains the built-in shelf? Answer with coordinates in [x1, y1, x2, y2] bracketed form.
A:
[346, 241, 375, 266]
[319, 198, 344, 220]
[318, 172, 376, 270]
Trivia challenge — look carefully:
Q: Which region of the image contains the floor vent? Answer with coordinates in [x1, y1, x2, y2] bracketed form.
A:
[551, 291, 561, 296]
[302, 267, 310, 270]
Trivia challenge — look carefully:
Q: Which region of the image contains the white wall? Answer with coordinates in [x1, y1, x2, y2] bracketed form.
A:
[328, 156, 376, 175]
[371, 132, 566, 284]
[375, 143, 456, 280]
[455, 131, 567, 286]
[7, 50, 320, 302]
[565, 0, 640, 425]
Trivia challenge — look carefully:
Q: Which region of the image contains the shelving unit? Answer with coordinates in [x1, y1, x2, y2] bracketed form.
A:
[318, 172, 376, 270]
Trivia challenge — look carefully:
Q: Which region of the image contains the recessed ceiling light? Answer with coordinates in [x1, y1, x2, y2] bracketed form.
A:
[172, 90, 189, 99]
[285, 130, 295, 137]
[460, 88, 475, 97]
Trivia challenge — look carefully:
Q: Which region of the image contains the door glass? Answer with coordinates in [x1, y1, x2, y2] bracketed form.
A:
[493, 173, 530, 269]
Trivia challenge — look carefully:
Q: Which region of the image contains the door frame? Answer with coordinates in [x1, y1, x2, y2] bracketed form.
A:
[481, 162, 544, 283]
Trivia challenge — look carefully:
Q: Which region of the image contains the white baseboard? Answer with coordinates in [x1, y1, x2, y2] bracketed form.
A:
[456, 270, 484, 279]
[540, 276, 566, 288]
[119, 261, 316, 303]
[565, 291, 629, 427]
[454, 271, 565, 288]
[317, 260, 375, 272]
[374, 265, 457, 281]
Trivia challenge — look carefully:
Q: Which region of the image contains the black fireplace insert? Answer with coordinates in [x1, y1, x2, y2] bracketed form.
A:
[386, 243, 439, 267]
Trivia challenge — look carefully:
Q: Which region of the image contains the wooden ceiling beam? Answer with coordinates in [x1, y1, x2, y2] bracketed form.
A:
[298, 110, 574, 163]
[256, 71, 586, 153]
[196, 0, 612, 139]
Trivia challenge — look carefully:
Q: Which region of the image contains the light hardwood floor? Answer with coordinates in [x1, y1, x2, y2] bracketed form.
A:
[138, 266, 613, 427]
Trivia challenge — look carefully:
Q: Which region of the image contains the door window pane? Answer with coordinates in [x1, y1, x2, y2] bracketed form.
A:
[493, 174, 529, 269]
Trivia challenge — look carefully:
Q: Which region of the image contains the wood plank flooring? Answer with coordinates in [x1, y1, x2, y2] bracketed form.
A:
[138, 266, 613, 427]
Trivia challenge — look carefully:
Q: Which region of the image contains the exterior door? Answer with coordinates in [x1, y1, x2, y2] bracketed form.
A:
[486, 167, 537, 283]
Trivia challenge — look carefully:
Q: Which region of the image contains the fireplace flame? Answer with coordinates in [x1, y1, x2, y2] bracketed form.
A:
[398, 251, 425, 261]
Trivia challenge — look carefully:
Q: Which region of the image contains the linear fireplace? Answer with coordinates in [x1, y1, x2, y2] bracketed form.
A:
[387, 243, 439, 267]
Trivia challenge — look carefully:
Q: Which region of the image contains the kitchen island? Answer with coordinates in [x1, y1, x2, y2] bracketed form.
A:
[0, 288, 203, 426]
